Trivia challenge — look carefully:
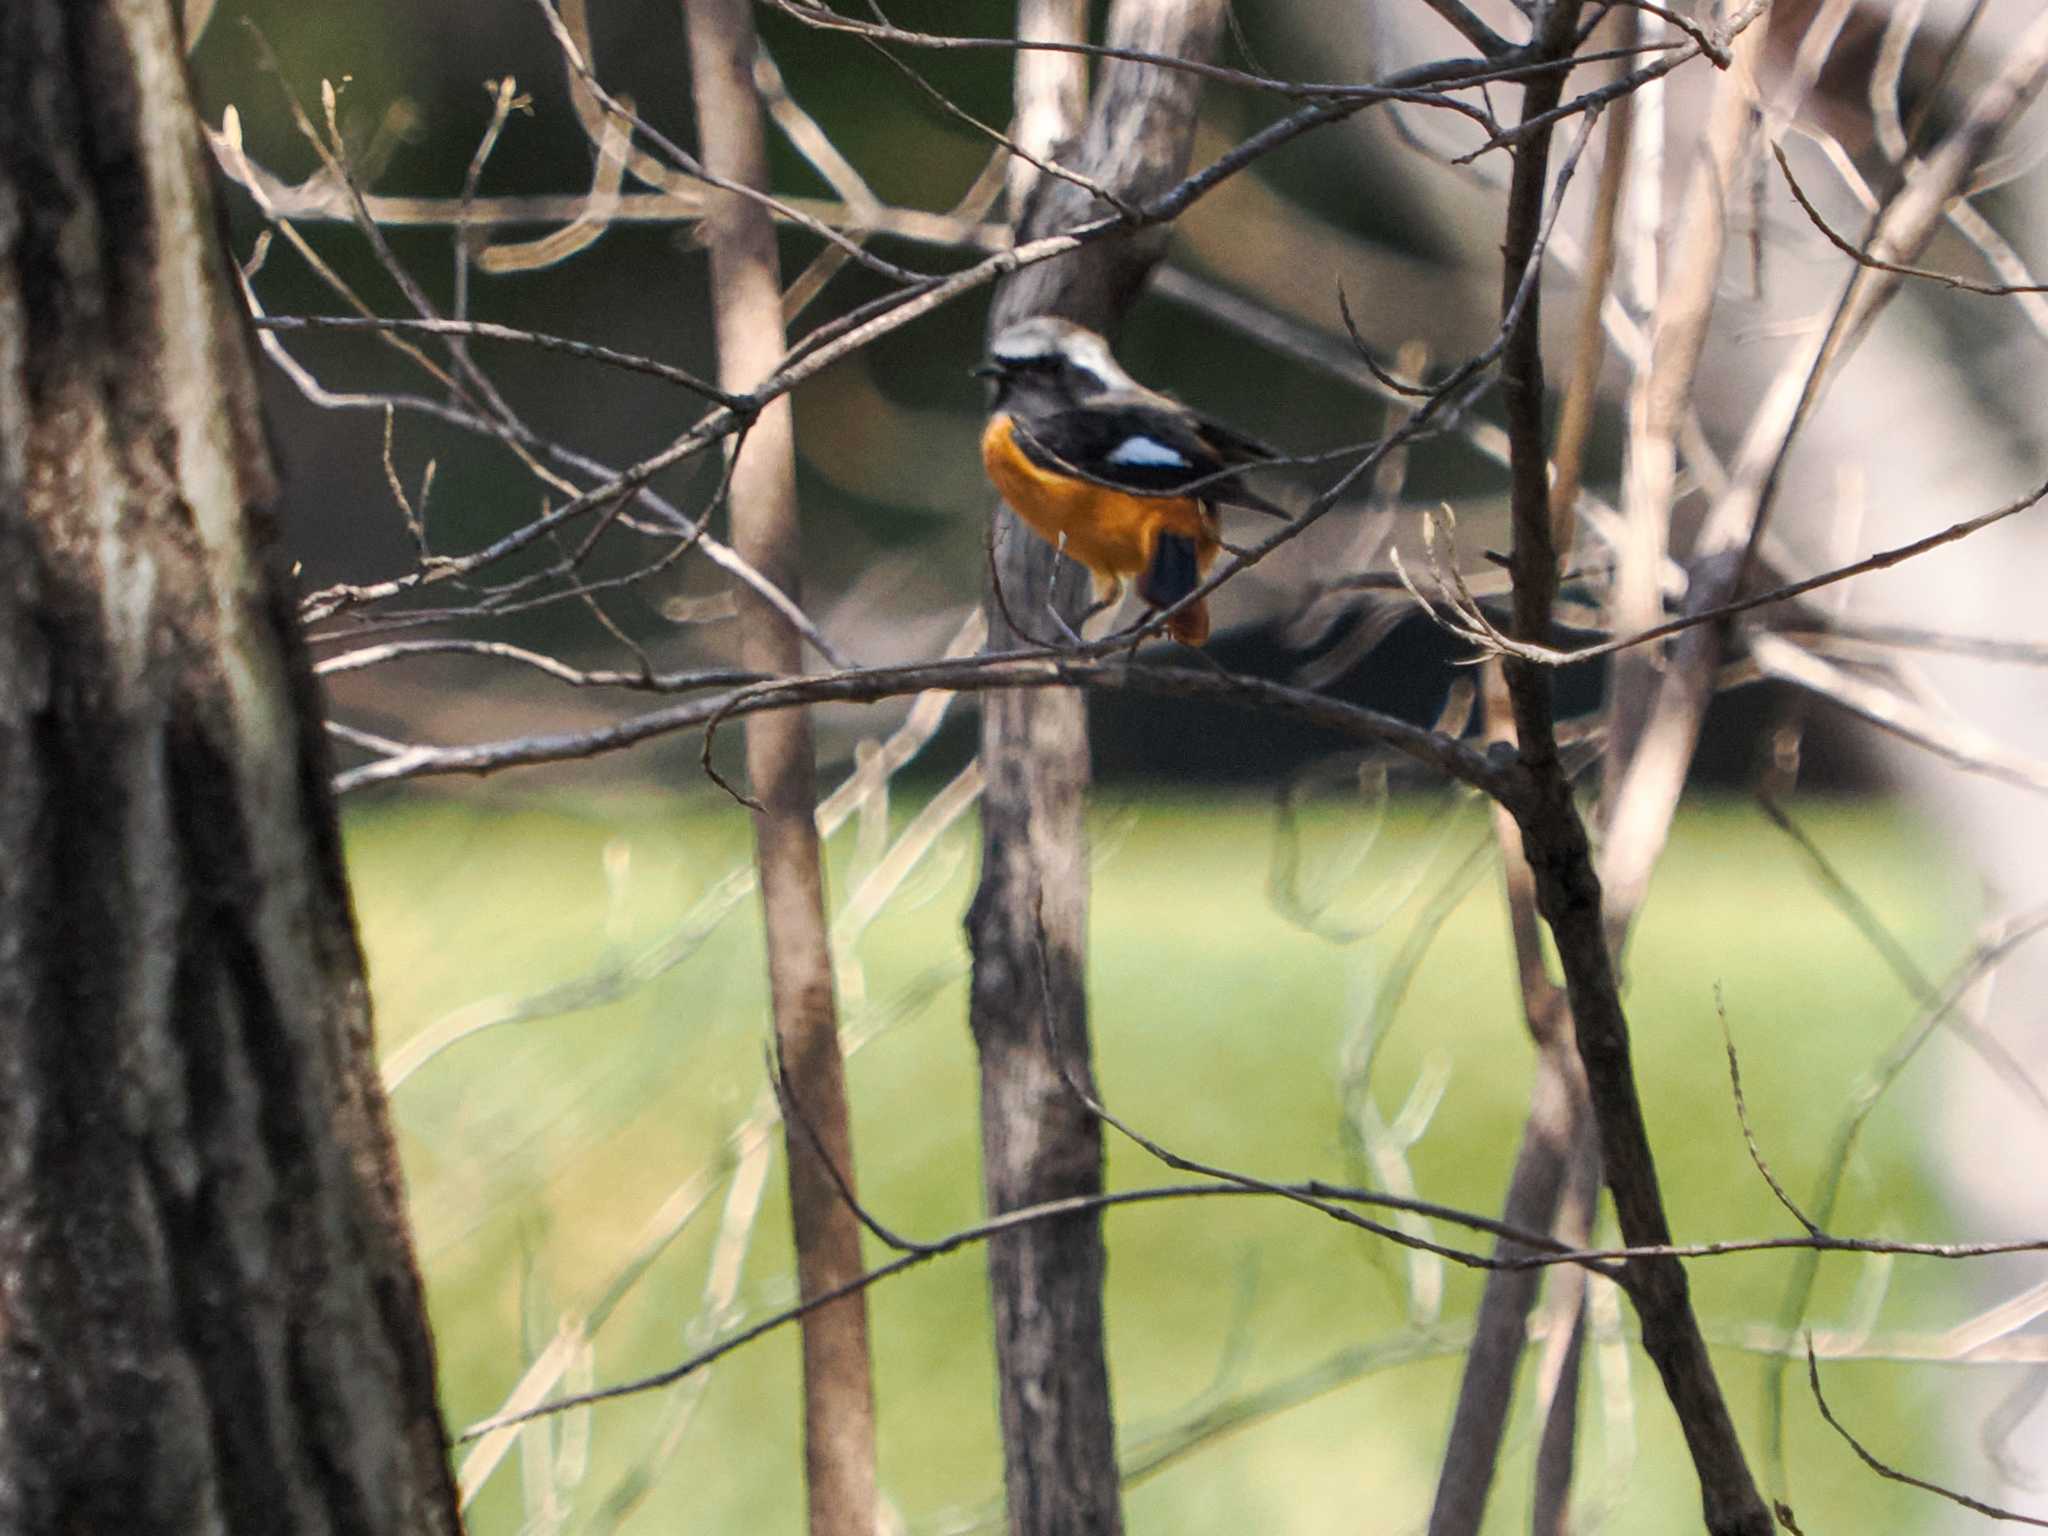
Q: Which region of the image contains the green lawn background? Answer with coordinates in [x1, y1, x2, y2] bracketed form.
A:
[348, 789, 1985, 1533]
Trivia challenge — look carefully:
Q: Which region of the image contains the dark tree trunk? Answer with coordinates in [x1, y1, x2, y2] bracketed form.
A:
[0, 3, 462, 1532]
[966, 5, 1224, 1534]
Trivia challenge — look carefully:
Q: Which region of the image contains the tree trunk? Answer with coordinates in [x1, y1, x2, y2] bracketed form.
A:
[966, 5, 1224, 1534]
[682, 3, 880, 1535]
[0, 3, 462, 1532]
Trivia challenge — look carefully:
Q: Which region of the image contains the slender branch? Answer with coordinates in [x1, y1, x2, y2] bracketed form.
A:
[1426, 664, 1592, 1536]
[252, 315, 744, 404]
[1715, 995, 1819, 1235]
[1774, 141, 2048, 296]
[1448, 473, 2048, 668]
[760, 0, 1528, 94]
[1412, 0, 1516, 58]
[1491, 2, 1772, 1530]
[1608, 0, 1732, 67]
[315, 639, 759, 692]
[1806, 1342, 2048, 1528]
[447, 1159, 2048, 1446]
[329, 650, 1514, 799]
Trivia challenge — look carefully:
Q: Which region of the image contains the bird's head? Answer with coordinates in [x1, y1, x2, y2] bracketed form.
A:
[974, 316, 1136, 410]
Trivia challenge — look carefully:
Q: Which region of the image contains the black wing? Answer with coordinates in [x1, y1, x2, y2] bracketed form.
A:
[1012, 396, 1289, 516]
[1188, 409, 1279, 467]
[1187, 409, 1289, 518]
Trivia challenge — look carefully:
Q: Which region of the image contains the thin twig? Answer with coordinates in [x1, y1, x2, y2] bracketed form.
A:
[253, 315, 744, 404]
[1773, 142, 2048, 296]
[1715, 990, 1819, 1235]
[1475, 474, 2048, 667]
[1806, 1341, 2048, 1528]
[329, 651, 1516, 800]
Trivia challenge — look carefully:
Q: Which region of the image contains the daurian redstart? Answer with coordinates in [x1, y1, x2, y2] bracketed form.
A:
[977, 316, 1285, 645]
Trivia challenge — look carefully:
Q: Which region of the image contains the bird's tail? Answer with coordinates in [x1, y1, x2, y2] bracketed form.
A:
[1139, 531, 1210, 645]
[1165, 598, 1211, 645]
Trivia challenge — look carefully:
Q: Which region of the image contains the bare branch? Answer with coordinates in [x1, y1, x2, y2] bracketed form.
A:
[1412, 0, 1516, 58]
[314, 639, 761, 693]
[329, 650, 1514, 798]
[1806, 1342, 2048, 1528]
[1494, 474, 2048, 668]
[1762, 901, 2048, 1485]
[1715, 993, 1819, 1235]
[1425, 664, 1592, 1536]
[1491, 2, 1773, 1527]
[252, 315, 744, 404]
[1773, 142, 2048, 296]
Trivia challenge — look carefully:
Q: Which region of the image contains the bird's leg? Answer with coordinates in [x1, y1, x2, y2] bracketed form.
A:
[1044, 535, 1088, 646]
[1080, 589, 1121, 626]
[1074, 578, 1131, 646]
[1047, 537, 1124, 648]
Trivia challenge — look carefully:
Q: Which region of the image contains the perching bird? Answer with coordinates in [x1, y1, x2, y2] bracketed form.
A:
[975, 315, 1287, 645]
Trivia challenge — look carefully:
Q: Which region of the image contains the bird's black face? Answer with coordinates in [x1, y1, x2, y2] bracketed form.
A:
[970, 356, 1011, 408]
[972, 349, 1115, 413]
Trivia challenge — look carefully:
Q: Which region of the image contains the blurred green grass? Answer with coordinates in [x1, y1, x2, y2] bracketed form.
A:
[347, 789, 1978, 1533]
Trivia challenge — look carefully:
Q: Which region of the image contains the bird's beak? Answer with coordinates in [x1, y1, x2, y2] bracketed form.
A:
[970, 361, 1001, 380]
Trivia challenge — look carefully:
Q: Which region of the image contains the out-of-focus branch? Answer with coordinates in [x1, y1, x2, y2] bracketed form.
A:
[1548, 7, 1638, 560]
[1602, 20, 1765, 911]
[1749, 633, 2048, 795]
[682, 7, 877, 1536]
[1722, 10, 2048, 573]
[1010, 0, 1088, 212]
[1604, 10, 2048, 947]
[1529, 1145, 1601, 1536]
[209, 150, 1013, 250]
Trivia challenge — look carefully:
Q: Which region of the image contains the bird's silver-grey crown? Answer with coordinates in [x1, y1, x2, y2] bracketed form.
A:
[985, 316, 1138, 396]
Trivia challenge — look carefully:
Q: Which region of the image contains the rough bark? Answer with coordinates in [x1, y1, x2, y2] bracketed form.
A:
[682, 4, 879, 1535]
[965, 5, 1224, 1534]
[0, 2, 462, 1532]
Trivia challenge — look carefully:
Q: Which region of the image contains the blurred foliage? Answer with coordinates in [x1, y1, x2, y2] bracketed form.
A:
[353, 790, 1973, 1533]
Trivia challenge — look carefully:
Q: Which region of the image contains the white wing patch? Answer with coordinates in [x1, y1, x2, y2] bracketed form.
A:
[1104, 434, 1191, 469]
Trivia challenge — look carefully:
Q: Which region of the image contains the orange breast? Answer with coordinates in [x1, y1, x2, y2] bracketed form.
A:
[981, 414, 1217, 601]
